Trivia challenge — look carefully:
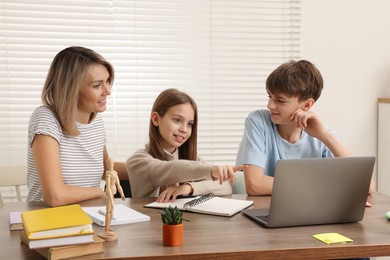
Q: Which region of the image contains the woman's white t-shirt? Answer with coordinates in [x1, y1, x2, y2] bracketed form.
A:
[27, 106, 105, 201]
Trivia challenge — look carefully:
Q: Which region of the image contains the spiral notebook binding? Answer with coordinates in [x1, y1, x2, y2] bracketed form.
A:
[183, 193, 215, 209]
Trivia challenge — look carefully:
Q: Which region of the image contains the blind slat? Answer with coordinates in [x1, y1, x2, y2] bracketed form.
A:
[1, 0, 301, 173]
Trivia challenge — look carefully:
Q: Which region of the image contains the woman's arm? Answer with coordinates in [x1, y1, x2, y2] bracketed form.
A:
[114, 162, 129, 180]
[32, 134, 106, 207]
[102, 146, 128, 180]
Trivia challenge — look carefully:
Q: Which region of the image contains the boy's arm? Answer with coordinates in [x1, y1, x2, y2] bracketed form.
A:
[243, 165, 274, 195]
[318, 131, 352, 157]
[292, 110, 376, 194]
[319, 134, 375, 194]
[291, 109, 352, 156]
[368, 179, 376, 195]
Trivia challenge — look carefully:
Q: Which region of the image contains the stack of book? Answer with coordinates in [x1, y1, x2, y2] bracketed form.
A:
[20, 204, 104, 260]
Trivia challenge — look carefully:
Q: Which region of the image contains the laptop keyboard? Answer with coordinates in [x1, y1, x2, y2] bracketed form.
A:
[256, 215, 269, 222]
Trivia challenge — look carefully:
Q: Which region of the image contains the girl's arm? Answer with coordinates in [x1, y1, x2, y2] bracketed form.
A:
[157, 180, 232, 202]
[32, 134, 106, 207]
[127, 149, 244, 198]
[188, 180, 232, 196]
[127, 151, 212, 198]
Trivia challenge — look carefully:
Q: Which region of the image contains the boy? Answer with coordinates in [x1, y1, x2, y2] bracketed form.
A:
[236, 60, 375, 195]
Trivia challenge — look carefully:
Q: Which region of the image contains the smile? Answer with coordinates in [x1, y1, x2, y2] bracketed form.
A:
[174, 134, 185, 142]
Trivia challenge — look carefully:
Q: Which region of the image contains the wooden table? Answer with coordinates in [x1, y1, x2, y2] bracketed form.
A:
[2, 193, 390, 259]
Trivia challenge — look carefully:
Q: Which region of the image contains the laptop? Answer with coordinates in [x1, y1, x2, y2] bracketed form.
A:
[242, 156, 375, 228]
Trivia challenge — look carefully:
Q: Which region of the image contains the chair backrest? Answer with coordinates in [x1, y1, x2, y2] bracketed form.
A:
[109, 180, 132, 198]
[0, 165, 27, 207]
[232, 171, 247, 194]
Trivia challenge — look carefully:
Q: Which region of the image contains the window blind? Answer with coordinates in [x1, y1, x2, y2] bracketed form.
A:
[0, 0, 301, 202]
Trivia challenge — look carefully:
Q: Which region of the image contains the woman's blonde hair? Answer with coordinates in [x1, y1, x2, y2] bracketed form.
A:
[41, 46, 114, 136]
[148, 88, 198, 161]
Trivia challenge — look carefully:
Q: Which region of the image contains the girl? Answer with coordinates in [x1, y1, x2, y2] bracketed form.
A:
[27, 46, 128, 206]
[126, 88, 245, 202]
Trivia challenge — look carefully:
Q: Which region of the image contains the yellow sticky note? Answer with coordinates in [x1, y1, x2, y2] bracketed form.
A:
[313, 233, 353, 245]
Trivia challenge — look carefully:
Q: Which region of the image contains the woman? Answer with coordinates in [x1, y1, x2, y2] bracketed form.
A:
[27, 46, 127, 206]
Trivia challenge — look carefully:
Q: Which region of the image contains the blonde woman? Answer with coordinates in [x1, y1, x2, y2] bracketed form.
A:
[27, 46, 127, 206]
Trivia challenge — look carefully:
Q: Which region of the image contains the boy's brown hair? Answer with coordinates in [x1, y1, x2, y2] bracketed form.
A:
[266, 60, 323, 102]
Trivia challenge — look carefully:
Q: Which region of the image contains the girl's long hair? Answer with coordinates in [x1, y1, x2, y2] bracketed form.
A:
[148, 88, 198, 161]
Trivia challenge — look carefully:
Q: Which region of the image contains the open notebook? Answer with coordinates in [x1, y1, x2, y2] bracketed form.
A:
[82, 204, 150, 226]
[145, 193, 253, 217]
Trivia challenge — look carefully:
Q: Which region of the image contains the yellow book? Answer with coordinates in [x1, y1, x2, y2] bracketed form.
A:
[21, 204, 94, 240]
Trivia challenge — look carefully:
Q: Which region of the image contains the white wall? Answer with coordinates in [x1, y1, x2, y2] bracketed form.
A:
[302, 0, 390, 184]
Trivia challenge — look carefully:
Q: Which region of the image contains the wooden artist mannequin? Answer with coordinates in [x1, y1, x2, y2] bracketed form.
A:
[98, 157, 125, 241]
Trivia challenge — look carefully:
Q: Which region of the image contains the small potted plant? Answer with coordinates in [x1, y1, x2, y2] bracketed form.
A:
[160, 206, 188, 247]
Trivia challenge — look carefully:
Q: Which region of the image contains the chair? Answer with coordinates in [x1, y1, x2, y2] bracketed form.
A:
[232, 171, 247, 194]
[105, 180, 132, 198]
[115, 180, 132, 198]
[0, 165, 27, 207]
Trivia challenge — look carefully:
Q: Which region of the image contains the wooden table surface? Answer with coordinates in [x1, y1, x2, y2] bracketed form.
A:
[2, 193, 390, 259]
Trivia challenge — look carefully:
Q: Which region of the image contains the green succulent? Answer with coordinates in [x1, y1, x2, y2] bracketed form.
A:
[160, 206, 189, 225]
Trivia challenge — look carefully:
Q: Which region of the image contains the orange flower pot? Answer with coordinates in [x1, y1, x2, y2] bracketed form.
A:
[162, 223, 183, 247]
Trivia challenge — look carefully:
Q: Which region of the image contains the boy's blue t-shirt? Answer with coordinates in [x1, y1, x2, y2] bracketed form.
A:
[236, 109, 334, 176]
